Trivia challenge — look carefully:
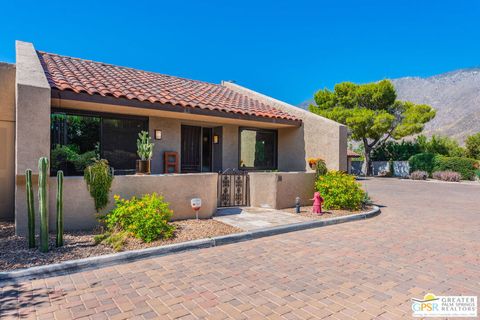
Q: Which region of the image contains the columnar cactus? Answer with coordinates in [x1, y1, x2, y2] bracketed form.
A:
[56, 170, 64, 247]
[25, 169, 35, 248]
[38, 157, 49, 252]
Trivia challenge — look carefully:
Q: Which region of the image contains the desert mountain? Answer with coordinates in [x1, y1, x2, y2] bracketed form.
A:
[299, 68, 480, 143]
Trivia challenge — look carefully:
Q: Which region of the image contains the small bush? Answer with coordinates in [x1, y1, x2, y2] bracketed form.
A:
[84, 159, 113, 212]
[432, 156, 477, 180]
[315, 171, 365, 210]
[409, 170, 428, 180]
[104, 193, 175, 243]
[475, 169, 480, 181]
[432, 171, 461, 182]
[409, 153, 435, 174]
[315, 159, 328, 179]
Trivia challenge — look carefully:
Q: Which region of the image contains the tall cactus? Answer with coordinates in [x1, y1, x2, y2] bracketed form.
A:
[25, 169, 35, 248]
[38, 157, 49, 252]
[56, 170, 64, 247]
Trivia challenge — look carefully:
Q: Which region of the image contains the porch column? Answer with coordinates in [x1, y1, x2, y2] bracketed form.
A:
[15, 41, 51, 235]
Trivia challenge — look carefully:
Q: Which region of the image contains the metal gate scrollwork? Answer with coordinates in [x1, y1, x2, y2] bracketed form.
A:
[217, 169, 249, 207]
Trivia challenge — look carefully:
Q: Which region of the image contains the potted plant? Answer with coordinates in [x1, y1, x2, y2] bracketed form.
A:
[308, 157, 322, 170]
[136, 131, 154, 174]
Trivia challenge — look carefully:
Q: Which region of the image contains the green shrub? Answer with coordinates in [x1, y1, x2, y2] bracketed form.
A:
[315, 159, 328, 179]
[475, 169, 480, 180]
[409, 153, 435, 174]
[315, 171, 365, 210]
[84, 159, 113, 212]
[371, 140, 422, 161]
[105, 193, 175, 243]
[432, 156, 477, 180]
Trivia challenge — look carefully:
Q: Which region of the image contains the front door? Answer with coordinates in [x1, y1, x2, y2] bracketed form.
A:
[181, 125, 217, 173]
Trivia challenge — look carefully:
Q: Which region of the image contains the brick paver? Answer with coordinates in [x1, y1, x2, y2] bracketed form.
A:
[1, 178, 479, 319]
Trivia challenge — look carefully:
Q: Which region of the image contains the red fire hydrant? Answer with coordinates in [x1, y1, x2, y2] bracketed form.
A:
[312, 192, 324, 215]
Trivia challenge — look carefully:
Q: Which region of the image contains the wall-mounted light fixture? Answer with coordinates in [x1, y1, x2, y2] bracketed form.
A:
[213, 134, 219, 144]
[154, 129, 162, 140]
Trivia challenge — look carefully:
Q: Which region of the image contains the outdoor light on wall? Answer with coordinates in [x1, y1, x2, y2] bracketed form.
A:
[213, 134, 219, 144]
[154, 129, 162, 140]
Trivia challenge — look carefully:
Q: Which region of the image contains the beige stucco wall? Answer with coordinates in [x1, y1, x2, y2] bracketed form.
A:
[14, 41, 51, 235]
[249, 172, 315, 209]
[222, 124, 239, 170]
[43, 173, 218, 232]
[223, 82, 348, 172]
[0, 63, 16, 220]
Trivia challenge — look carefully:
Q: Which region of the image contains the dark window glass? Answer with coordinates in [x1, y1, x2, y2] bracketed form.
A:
[102, 117, 146, 175]
[50, 111, 147, 176]
[239, 128, 277, 170]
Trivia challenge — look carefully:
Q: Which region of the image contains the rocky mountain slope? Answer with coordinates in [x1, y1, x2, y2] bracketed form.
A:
[300, 68, 480, 143]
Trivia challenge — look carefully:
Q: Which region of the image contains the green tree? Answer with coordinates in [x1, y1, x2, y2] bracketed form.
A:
[417, 134, 465, 157]
[465, 133, 480, 159]
[309, 80, 436, 174]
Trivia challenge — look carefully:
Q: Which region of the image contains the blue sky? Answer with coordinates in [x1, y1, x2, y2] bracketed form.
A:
[1, 1, 479, 104]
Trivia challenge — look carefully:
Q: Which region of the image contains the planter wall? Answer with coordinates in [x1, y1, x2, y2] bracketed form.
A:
[16, 173, 219, 234]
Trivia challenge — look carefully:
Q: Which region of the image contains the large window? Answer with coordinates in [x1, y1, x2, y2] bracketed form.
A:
[239, 128, 277, 170]
[51, 110, 148, 176]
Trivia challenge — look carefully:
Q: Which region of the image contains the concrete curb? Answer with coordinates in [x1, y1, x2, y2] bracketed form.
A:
[0, 206, 380, 282]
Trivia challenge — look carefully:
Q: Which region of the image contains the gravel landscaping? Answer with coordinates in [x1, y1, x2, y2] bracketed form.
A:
[0, 220, 242, 271]
[282, 206, 374, 220]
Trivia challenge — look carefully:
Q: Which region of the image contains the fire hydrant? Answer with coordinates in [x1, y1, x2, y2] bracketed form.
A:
[312, 192, 324, 215]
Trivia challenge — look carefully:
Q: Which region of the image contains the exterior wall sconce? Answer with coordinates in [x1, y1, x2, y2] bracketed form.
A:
[154, 129, 162, 140]
[213, 134, 219, 144]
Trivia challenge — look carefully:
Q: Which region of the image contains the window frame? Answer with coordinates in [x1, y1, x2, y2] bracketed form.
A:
[50, 108, 149, 176]
[238, 127, 278, 171]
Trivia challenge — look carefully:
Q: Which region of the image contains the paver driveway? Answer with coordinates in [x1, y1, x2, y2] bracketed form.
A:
[1, 178, 479, 319]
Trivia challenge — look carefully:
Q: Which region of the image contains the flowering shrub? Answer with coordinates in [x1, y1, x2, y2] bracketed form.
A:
[409, 170, 428, 180]
[432, 156, 477, 180]
[315, 171, 365, 210]
[432, 171, 461, 182]
[103, 193, 175, 243]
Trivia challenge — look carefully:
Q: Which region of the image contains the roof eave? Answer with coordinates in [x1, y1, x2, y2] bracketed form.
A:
[51, 89, 302, 127]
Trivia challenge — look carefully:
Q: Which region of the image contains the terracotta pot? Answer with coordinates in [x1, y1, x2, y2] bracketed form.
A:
[136, 160, 151, 175]
[309, 163, 317, 170]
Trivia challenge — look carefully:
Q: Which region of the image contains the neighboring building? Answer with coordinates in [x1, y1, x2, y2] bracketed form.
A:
[347, 150, 361, 174]
[0, 41, 347, 234]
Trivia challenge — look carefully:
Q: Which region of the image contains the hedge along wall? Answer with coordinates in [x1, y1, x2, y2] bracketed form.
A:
[350, 161, 410, 177]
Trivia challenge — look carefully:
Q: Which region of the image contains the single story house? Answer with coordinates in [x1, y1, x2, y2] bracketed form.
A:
[0, 41, 347, 235]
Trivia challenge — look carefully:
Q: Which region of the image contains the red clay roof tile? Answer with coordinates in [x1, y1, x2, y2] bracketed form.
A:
[38, 51, 300, 122]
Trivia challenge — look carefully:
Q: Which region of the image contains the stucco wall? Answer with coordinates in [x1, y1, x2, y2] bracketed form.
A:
[249, 172, 315, 209]
[222, 82, 347, 172]
[20, 173, 218, 232]
[15, 41, 51, 235]
[0, 63, 16, 220]
[222, 124, 239, 170]
[149, 117, 181, 174]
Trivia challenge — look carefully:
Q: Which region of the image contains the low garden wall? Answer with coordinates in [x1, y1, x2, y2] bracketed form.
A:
[42, 173, 218, 232]
[249, 172, 316, 209]
[351, 161, 410, 177]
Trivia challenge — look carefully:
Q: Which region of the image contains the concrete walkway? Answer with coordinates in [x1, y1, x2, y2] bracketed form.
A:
[214, 207, 305, 231]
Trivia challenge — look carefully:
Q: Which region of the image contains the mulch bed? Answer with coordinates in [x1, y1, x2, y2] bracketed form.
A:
[0, 220, 242, 272]
[282, 206, 373, 220]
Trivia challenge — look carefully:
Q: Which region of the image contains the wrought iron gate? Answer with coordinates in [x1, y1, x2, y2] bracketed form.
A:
[217, 169, 250, 207]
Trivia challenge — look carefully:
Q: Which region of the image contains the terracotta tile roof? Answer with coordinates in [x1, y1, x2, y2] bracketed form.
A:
[37, 51, 300, 122]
